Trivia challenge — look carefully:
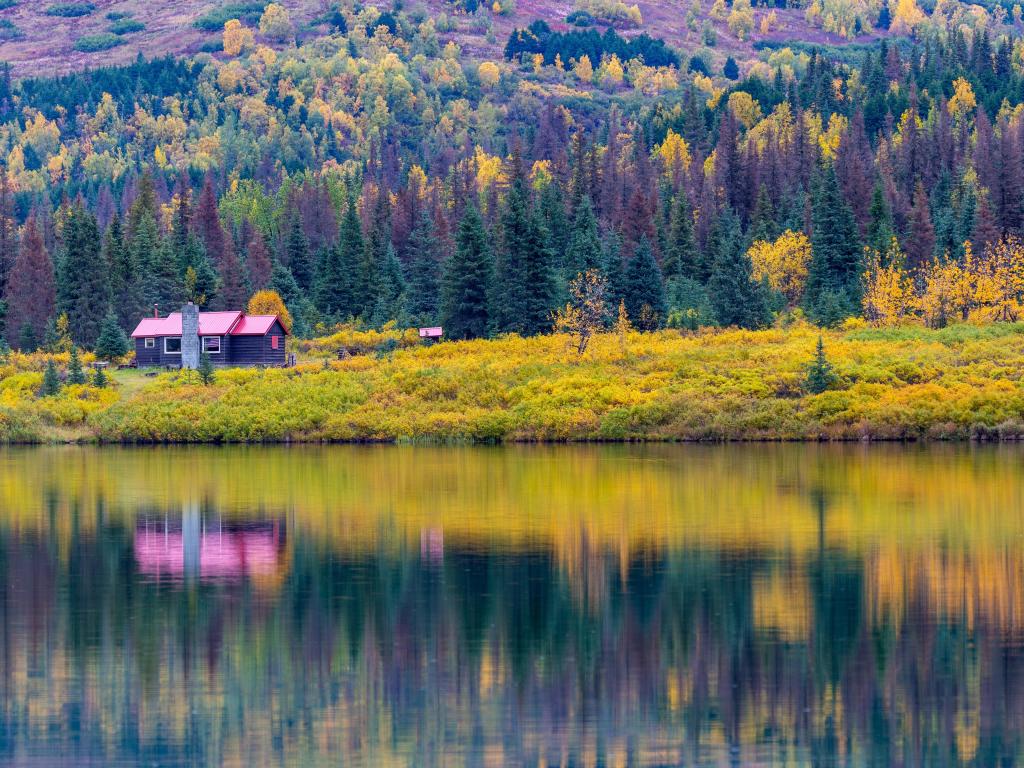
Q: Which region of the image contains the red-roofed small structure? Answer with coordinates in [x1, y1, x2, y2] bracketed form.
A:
[131, 304, 288, 368]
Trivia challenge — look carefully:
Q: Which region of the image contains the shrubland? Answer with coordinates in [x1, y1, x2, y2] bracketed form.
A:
[3, 322, 1024, 443]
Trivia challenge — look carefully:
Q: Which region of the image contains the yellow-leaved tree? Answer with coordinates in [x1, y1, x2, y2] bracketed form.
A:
[223, 19, 254, 56]
[248, 290, 293, 333]
[861, 242, 918, 326]
[477, 61, 501, 88]
[747, 230, 812, 306]
[259, 3, 293, 41]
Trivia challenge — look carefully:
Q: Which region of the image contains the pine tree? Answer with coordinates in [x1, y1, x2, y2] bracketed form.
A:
[866, 183, 895, 257]
[441, 205, 494, 340]
[370, 244, 407, 327]
[18, 323, 37, 353]
[493, 178, 531, 334]
[805, 335, 838, 393]
[245, 230, 273, 291]
[56, 206, 109, 347]
[134, 212, 181, 314]
[92, 367, 108, 388]
[905, 181, 935, 271]
[103, 216, 140, 330]
[41, 359, 60, 397]
[176, 235, 219, 307]
[361, 191, 392, 317]
[664, 194, 698, 281]
[198, 351, 215, 385]
[623, 236, 667, 330]
[707, 208, 769, 329]
[406, 210, 441, 325]
[749, 185, 780, 244]
[94, 310, 130, 359]
[285, 212, 314, 293]
[564, 196, 603, 284]
[4, 214, 55, 347]
[603, 229, 626, 306]
[521, 211, 558, 335]
[805, 164, 863, 324]
[315, 196, 363, 319]
[67, 346, 86, 385]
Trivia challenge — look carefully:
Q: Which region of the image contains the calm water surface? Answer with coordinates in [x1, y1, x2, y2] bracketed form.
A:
[1, 444, 1023, 767]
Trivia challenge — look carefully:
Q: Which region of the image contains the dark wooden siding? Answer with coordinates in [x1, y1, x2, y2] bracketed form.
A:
[135, 337, 184, 367]
[227, 321, 286, 366]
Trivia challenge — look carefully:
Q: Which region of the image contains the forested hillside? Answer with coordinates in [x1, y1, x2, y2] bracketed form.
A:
[1, 0, 1024, 353]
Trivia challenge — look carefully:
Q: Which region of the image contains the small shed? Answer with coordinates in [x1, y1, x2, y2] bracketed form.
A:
[418, 326, 443, 341]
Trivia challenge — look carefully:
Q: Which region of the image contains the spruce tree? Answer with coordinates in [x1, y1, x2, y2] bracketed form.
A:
[664, 194, 698, 281]
[4, 214, 54, 347]
[805, 164, 863, 324]
[749, 185, 780, 244]
[441, 205, 493, 340]
[285, 213, 314, 293]
[521, 212, 558, 335]
[805, 335, 838, 393]
[369, 244, 407, 327]
[866, 183, 895, 258]
[41, 359, 60, 397]
[198, 351, 215, 385]
[176, 234, 220, 306]
[361, 192, 392, 317]
[707, 208, 769, 329]
[94, 310, 130, 359]
[315, 195, 363, 318]
[492, 178, 531, 334]
[18, 323, 37, 353]
[623, 236, 667, 330]
[564, 196, 603, 284]
[67, 346, 86, 385]
[134, 212, 181, 314]
[603, 229, 626, 307]
[406, 211, 440, 325]
[56, 206, 109, 347]
[104, 215, 140, 330]
[92, 367, 108, 388]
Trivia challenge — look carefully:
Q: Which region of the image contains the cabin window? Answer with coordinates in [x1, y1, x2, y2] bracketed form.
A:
[144, 338, 155, 349]
[202, 336, 221, 354]
[164, 337, 182, 354]
[271, 335, 280, 350]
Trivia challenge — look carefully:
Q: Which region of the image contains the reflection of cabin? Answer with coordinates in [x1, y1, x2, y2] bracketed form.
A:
[134, 510, 288, 586]
[130, 302, 288, 368]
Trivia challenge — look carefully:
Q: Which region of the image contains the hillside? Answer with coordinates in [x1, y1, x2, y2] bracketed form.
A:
[1, 0, 895, 77]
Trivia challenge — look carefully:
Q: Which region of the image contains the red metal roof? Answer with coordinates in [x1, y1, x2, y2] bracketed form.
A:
[131, 311, 285, 338]
[231, 315, 284, 335]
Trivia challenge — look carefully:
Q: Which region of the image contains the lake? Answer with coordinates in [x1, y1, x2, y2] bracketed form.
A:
[1, 444, 1023, 766]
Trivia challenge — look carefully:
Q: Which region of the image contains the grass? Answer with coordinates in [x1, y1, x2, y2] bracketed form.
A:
[4, 321, 1024, 444]
[73, 32, 124, 51]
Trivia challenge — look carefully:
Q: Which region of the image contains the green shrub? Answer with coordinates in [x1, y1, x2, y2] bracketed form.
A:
[193, 2, 267, 31]
[105, 10, 129, 19]
[0, 0, 19, 9]
[73, 32, 124, 51]
[0, 19, 21, 40]
[44, 2, 96, 17]
[109, 18, 144, 34]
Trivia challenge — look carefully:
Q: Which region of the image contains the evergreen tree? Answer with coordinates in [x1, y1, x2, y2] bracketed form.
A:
[285, 212, 314, 293]
[18, 322, 37, 353]
[176, 234, 219, 306]
[521, 211, 558, 335]
[134, 212, 181, 314]
[315, 196, 363, 318]
[564, 196, 604, 284]
[749, 185, 780, 243]
[493, 178, 532, 334]
[603, 229, 626, 307]
[103, 216, 140, 330]
[723, 56, 740, 80]
[4, 214, 55, 347]
[664, 194, 698, 281]
[361, 191, 392, 316]
[94, 310, 130, 359]
[707, 208, 769, 329]
[805, 335, 838, 393]
[441, 205, 494, 340]
[406, 211, 441, 325]
[805, 165, 863, 324]
[56, 206, 108, 347]
[41, 359, 60, 397]
[67, 346, 86, 385]
[623, 236, 667, 330]
[92, 367, 108, 388]
[245, 230, 273, 291]
[370, 244, 407, 327]
[198, 351, 215, 385]
[905, 181, 935, 271]
[866, 183, 895, 257]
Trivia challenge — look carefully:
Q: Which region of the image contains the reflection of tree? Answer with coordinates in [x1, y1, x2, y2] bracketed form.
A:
[1, 502, 1024, 766]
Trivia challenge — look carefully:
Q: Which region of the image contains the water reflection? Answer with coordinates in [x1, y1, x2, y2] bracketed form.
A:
[0, 445, 1022, 766]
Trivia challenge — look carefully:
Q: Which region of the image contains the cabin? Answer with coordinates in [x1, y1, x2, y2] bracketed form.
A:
[131, 303, 288, 368]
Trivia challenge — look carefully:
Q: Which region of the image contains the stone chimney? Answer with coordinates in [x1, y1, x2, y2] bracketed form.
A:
[181, 302, 200, 370]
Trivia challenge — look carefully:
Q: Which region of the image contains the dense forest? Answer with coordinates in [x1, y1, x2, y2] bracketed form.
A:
[2, 1, 1024, 350]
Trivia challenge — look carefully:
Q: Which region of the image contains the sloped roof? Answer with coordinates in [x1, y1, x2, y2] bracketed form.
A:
[231, 315, 285, 335]
[130, 310, 283, 338]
